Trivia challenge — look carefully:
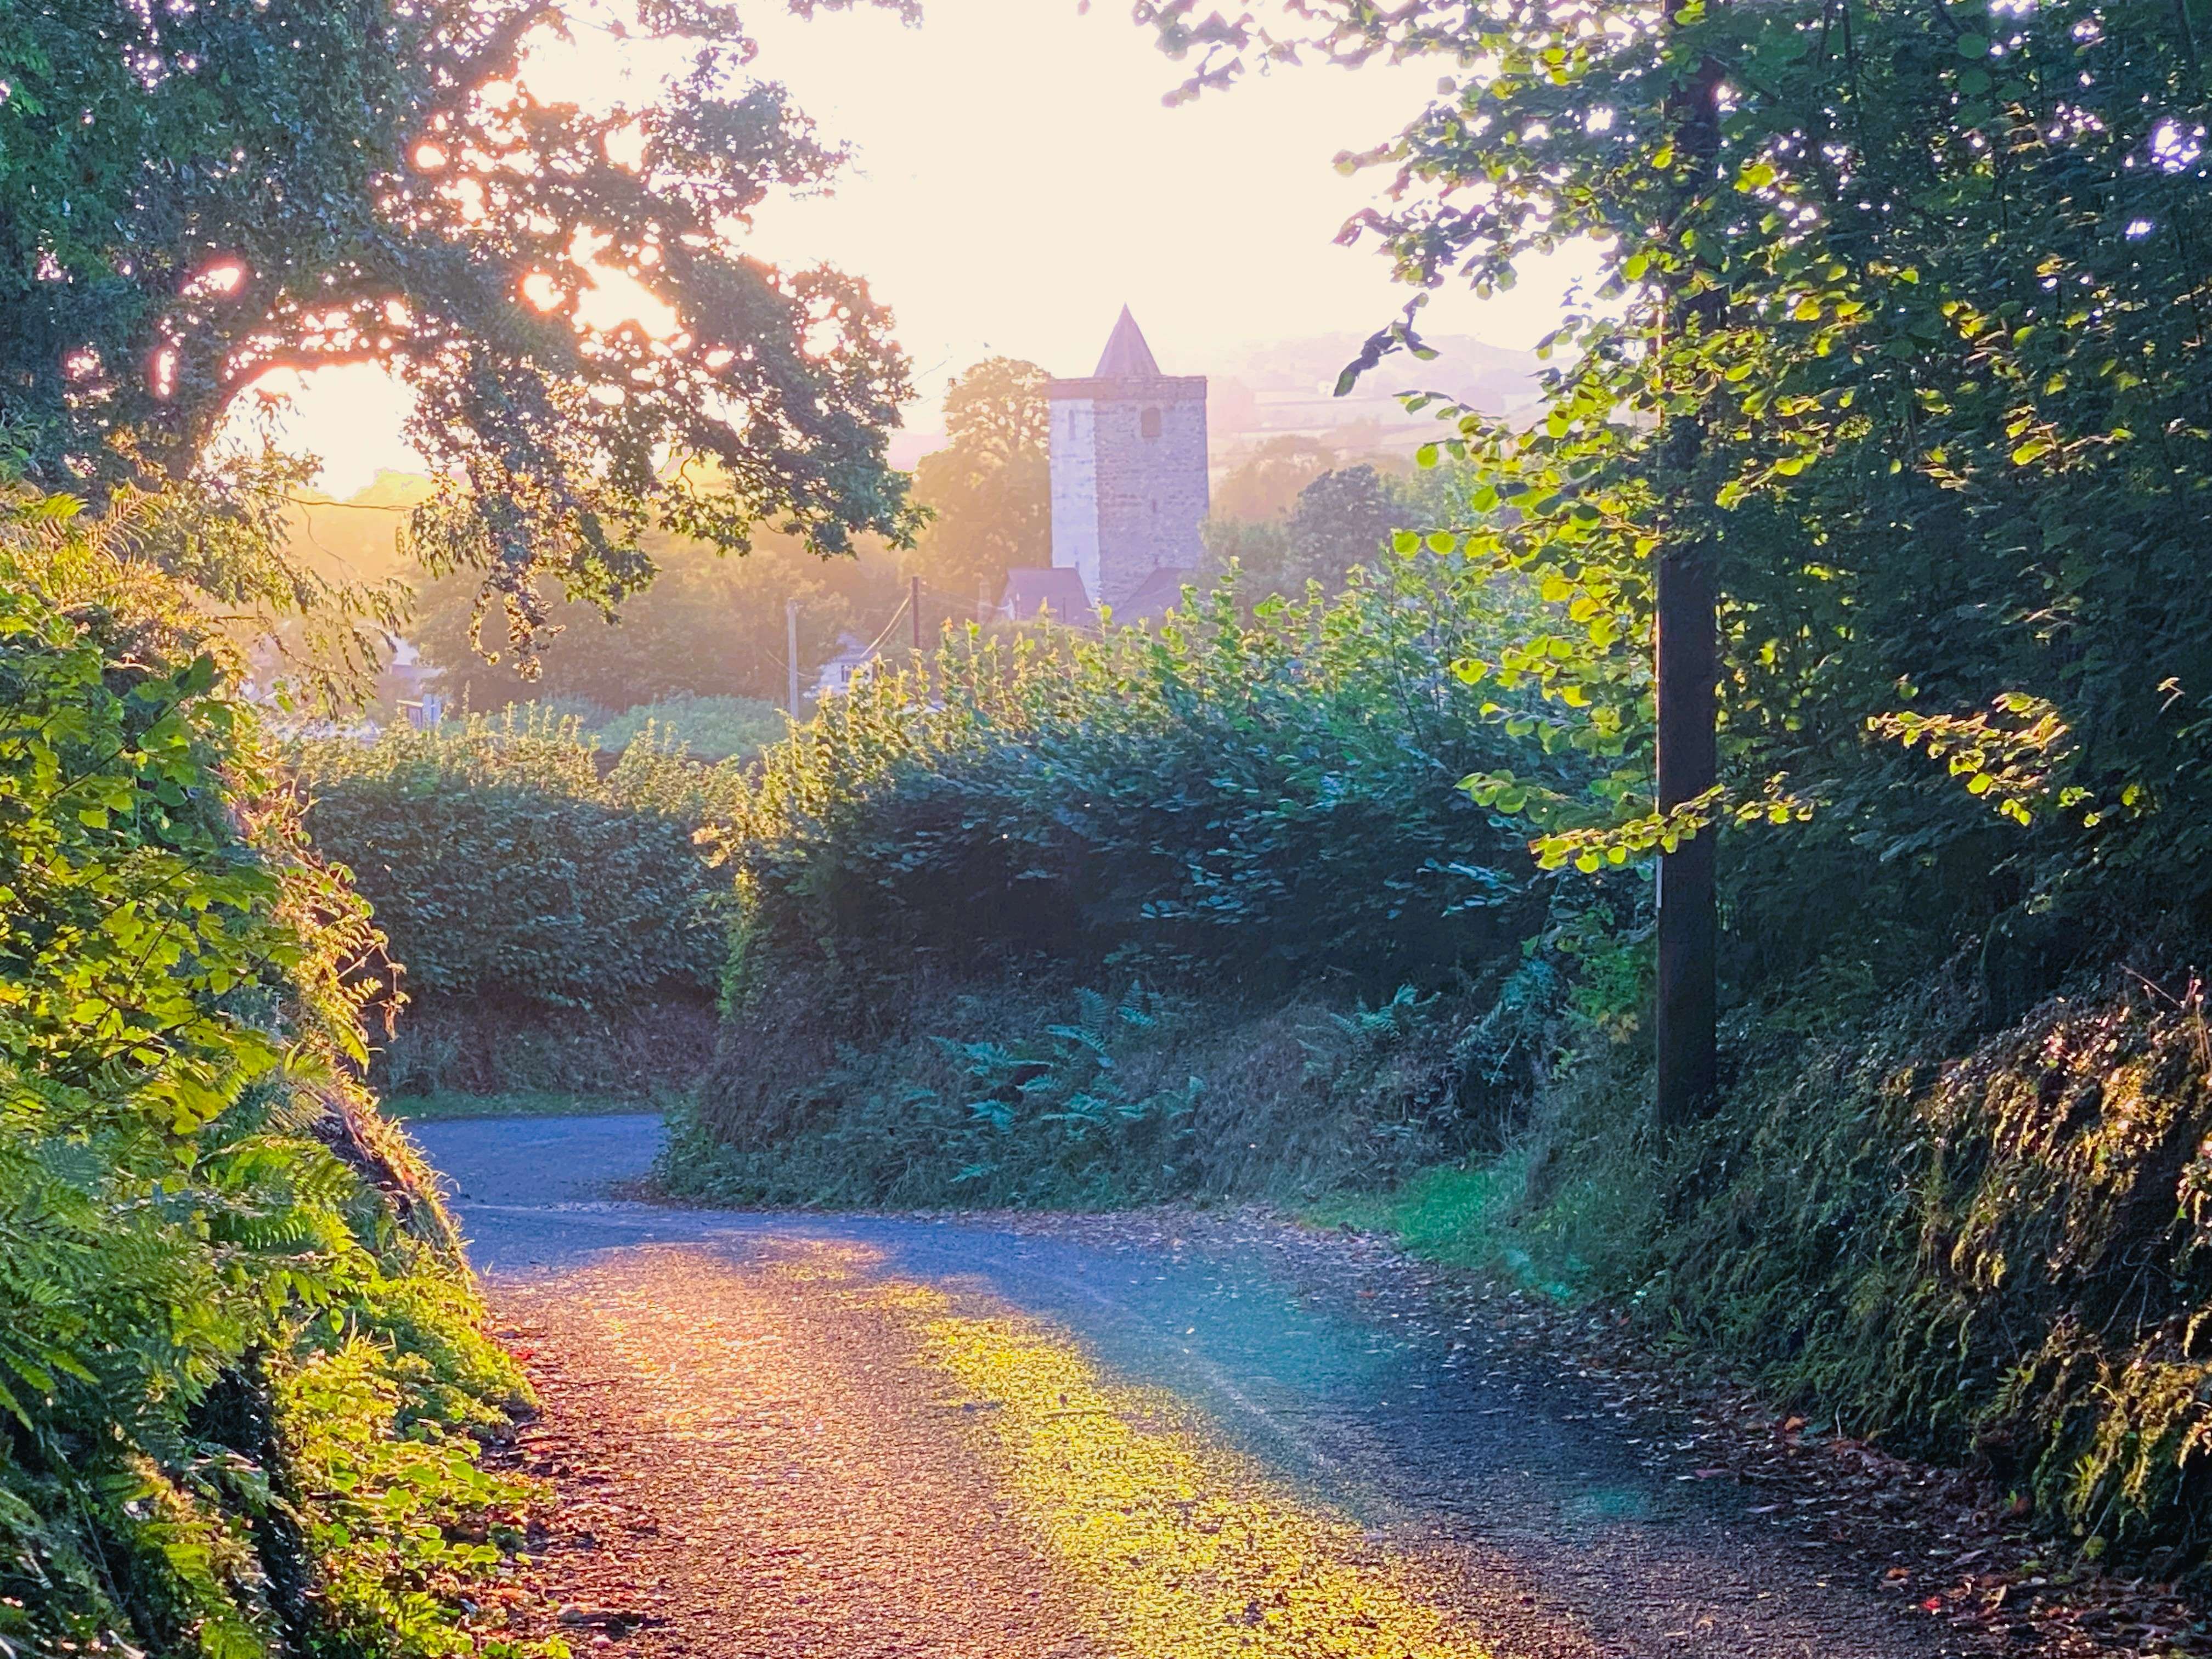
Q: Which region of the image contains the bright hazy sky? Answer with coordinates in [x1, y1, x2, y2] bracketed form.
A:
[256, 0, 1592, 495]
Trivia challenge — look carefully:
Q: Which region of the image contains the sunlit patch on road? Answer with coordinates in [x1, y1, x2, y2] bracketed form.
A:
[742, 1246, 1495, 1659]
[426, 1126, 1978, 1659]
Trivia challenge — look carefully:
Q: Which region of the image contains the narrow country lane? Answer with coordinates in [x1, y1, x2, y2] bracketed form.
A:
[416, 1115, 1954, 1659]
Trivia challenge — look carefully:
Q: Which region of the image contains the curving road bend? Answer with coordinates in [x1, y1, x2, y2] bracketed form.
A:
[415, 1114, 1953, 1659]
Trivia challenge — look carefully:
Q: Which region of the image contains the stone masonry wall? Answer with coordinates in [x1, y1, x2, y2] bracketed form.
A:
[1048, 398, 1102, 605]
[1047, 374, 1208, 611]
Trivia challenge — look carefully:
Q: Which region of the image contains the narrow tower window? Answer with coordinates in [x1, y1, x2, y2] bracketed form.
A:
[1141, 407, 1163, 441]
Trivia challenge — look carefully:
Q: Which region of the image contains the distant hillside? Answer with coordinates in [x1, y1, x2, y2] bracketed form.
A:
[1205, 332, 1541, 459]
[894, 334, 1543, 472]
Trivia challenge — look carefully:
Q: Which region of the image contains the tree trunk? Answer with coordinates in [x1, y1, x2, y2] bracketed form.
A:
[1655, 548, 1718, 1126]
[1654, 25, 1726, 1129]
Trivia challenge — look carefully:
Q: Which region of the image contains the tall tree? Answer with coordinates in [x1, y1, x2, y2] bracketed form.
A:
[1285, 464, 1406, 592]
[1, 0, 918, 663]
[1206, 463, 1411, 600]
[1211, 434, 1344, 522]
[1146, 0, 2212, 1094]
[907, 357, 1051, 602]
[1649, 10, 1728, 1124]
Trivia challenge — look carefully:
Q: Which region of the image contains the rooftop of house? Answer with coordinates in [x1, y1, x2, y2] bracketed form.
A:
[1111, 566, 1195, 627]
[999, 566, 1099, 627]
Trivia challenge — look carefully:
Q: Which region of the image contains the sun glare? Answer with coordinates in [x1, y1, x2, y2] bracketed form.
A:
[250, 0, 1590, 494]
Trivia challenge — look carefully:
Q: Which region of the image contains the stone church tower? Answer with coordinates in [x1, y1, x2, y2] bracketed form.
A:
[1047, 308, 1208, 611]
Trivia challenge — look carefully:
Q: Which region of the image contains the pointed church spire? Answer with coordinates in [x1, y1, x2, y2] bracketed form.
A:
[1093, 306, 1163, 379]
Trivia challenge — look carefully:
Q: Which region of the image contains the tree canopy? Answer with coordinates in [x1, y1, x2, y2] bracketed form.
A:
[412, 524, 901, 713]
[1205, 461, 1415, 600]
[1210, 434, 1345, 523]
[1152, 0, 2212, 973]
[906, 357, 1052, 602]
[1, 0, 919, 662]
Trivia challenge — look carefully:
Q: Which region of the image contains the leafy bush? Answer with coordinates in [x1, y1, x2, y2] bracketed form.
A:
[681, 557, 1579, 1199]
[0, 487, 550, 1657]
[713, 560, 1560, 1005]
[593, 693, 787, 763]
[295, 708, 743, 1012]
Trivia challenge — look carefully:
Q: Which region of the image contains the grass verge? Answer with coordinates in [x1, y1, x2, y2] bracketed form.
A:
[1304, 1147, 1583, 1299]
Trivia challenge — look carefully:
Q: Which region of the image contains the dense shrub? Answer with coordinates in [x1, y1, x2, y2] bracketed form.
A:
[295, 709, 743, 1012]
[681, 557, 1579, 1199]
[713, 561, 1559, 1003]
[0, 489, 545, 1657]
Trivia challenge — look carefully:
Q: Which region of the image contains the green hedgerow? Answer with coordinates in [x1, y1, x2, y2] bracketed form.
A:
[0, 482, 557, 1658]
[294, 708, 745, 1013]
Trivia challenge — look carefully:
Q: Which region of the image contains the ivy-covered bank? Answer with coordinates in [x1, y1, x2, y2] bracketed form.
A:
[0, 489, 551, 1658]
[1427, 970, 2212, 1582]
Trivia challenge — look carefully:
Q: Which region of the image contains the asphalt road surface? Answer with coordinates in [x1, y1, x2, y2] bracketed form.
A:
[416, 1113, 1953, 1659]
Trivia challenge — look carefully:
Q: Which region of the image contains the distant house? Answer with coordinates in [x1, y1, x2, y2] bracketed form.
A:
[382, 636, 445, 727]
[997, 567, 1098, 628]
[1111, 566, 1194, 628]
[813, 630, 879, 700]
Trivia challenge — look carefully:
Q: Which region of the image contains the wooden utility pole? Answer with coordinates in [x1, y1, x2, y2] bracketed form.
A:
[911, 575, 923, 653]
[1654, 13, 1726, 1130]
[785, 598, 800, 718]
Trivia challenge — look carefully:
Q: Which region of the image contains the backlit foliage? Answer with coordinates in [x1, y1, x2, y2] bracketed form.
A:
[4, 0, 918, 664]
[0, 484, 547, 1656]
[1147, 0, 2212, 962]
[906, 358, 1054, 601]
